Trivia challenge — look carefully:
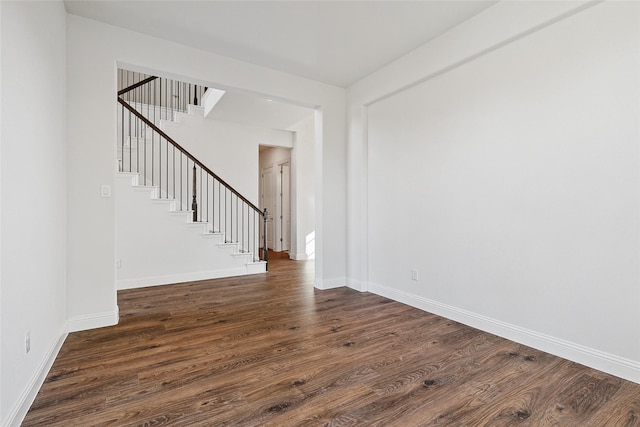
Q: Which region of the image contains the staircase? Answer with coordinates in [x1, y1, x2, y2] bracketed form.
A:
[116, 70, 267, 289]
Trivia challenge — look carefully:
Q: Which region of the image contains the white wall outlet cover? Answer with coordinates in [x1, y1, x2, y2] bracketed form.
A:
[101, 184, 112, 198]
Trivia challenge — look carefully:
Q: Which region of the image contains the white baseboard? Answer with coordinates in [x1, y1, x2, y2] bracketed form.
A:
[117, 267, 248, 290]
[346, 278, 367, 292]
[290, 253, 314, 261]
[246, 262, 268, 275]
[368, 281, 640, 384]
[5, 329, 67, 427]
[67, 307, 119, 333]
[315, 277, 346, 290]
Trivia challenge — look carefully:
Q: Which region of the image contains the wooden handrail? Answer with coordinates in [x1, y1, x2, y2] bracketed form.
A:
[117, 97, 261, 214]
[118, 76, 158, 96]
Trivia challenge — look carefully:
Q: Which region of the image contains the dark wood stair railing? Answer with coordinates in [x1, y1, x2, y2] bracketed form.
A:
[262, 208, 269, 268]
[192, 164, 197, 222]
[117, 72, 267, 266]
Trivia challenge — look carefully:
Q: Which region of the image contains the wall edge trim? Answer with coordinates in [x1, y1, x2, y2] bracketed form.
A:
[315, 277, 346, 290]
[5, 329, 68, 427]
[67, 308, 119, 333]
[116, 268, 249, 290]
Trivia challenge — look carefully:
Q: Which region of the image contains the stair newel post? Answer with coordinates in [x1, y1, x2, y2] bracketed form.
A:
[192, 164, 198, 222]
[262, 208, 268, 270]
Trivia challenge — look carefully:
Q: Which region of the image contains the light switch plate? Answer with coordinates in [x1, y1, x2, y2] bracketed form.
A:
[101, 184, 112, 198]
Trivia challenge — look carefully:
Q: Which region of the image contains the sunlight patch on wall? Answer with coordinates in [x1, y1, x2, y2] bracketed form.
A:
[306, 231, 315, 259]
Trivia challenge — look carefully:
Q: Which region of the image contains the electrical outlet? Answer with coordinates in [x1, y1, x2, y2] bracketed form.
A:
[411, 269, 419, 281]
[25, 330, 31, 354]
[116, 259, 122, 269]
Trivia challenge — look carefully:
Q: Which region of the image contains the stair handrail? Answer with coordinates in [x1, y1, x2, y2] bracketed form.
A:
[117, 75, 159, 96]
[118, 75, 268, 266]
[117, 97, 260, 213]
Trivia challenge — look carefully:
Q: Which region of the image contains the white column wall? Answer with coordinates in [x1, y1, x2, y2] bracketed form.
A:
[314, 105, 346, 288]
[0, 2, 3, 419]
[1, 2, 68, 424]
[289, 115, 316, 260]
[347, 1, 640, 382]
[66, 14, 346, 329]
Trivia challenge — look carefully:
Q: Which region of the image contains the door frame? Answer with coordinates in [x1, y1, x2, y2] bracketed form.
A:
[276, 160, 291, 252]
[260, 165, 275, 250]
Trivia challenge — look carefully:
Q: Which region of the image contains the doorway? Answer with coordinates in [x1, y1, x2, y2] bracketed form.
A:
[261, 165, 275, 250]
[278, 162, 291, 252]
[259, 147, 291, 252]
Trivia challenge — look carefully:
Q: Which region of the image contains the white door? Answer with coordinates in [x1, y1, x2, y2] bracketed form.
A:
[261, 166, 275, 249]
[280, 163, 291, 252]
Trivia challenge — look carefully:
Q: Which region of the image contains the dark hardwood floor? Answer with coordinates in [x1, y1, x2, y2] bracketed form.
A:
[23, 252, 640, 426]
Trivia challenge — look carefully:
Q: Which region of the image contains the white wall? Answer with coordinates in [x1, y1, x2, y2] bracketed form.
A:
[289, 115, 316, 260]
[0, 2, 3, 420]
[1, 2, 68, 424]
[347, 1, 640, 383]
[164, 110, 293, 205]
[66, 13, 346, 331]
[1, 3, 3, 421]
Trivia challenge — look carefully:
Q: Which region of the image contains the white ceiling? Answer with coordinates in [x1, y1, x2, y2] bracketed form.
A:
[64, 1, 496, 88]
[209, 91, 314, 130]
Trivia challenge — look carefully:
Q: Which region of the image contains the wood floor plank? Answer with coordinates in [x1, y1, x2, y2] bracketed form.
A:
[22, 252, 640, 426]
